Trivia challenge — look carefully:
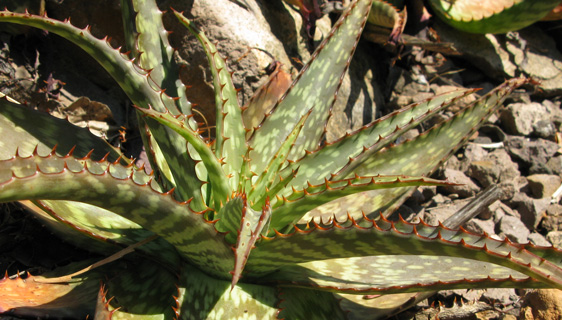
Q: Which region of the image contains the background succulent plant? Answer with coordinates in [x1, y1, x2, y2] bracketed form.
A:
[427, 0, 562, 34]
[0, 0, 561, 319]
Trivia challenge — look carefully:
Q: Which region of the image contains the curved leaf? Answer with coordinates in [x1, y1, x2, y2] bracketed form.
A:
[246, 215, 562, 288]
[0, 154, 234, 275]
[248, 0, 373, 174]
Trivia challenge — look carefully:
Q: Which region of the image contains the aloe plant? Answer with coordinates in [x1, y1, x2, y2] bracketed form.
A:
[428, 0, 562, 34]
[0, 0, 561, 319]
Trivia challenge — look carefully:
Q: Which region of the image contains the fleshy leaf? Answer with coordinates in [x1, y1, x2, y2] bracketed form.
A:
[246, 215, 562, 288]
[0, 153, 234, 275]
[428, 0, 562, 34]
[248, 109, 312, 208]
[0, 98, 122, 162]
[0, 9, 205, 207]
[269, 175, 455, 231]
[367, 0, 407, 43]
[242, 63, 292, 137]
[230, 194, 272, 288]
[0, 263, 101, 318]
[248, 0, 372, 174]
[100, 256, 179, 319]
[127, 0, 188, 108]
[269, 256, 550, 294]
[21, 200, 182, 266]
[174, 11, 247, 191]
[278, 88, 472, 194]
[135, 106, 231, 208]
[175, 264, 278, 319]
[0, 10, 175, 113]
[277, 287, 347, 320]
[303, 77, 528, 222]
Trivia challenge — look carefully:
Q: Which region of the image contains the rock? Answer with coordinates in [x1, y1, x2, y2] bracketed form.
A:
[509, 192, 550, 230]
[546, 231, 562, 248]
[464, 218, 496, 236]
[528, 233, 552, 247]
[464, 143, 489, 163]
[519, 289, 562, 320]
[420, 186, 437, 204]
[533, 120, 558, 141]
[442, 155, 466, 173]
[438, 168, 480, 198]
[479, 200, 499, 220]
[437, 289, 483, 302]
[424, 199, 471, 226]
[435, 22, 562, 97]
[500, 102, 558, 136]
[506, 136, 560, 175]
[541, 204, 562, 232]
[486, 148, 521, 183]
[467, 160, 501, 188]
[481, 288, 518, 306]
[497, 215, 530, 244]
[482, 200, 520, 225]
[546, 156, 562, 178]
[527, 174, 562, 199]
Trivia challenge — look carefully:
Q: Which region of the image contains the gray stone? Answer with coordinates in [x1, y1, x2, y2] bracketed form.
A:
[500, 102, 557, 136]
[528, 233, 552, 247]
[546, 156, 562, 178]
[435, 22, 562, 96]
[467, 160, 501, 188]
[464, 218, 496, 237]
[424, 199, 471, 226]
[527, 174, 562, 199]
[546, 231, 562, 248]
[498, 215, 530, 244]
[481, 288, 518, 305]
[506, 137, 560, 175]
[464, 143, 489, 163]
[509, 192, 550, 230]
[438, 169, 481, 198]
[541, 204, 562, 232]
[486, 149, 520, 183]
[533, 120, 557, 140]
[482, 200, 519, 223]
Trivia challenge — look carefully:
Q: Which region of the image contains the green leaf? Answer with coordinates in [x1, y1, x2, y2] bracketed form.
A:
[279, 89, 472, 191]
[140, 117, 207, 209]
[101, 256, 179, 318]
[135, 106, 231, 208]
[0, 98, 122, 162]
[230, 196, 272, 289]
[269, 175, 454, 231]
[269, 256, 550, 294]
[302, 77, 528, 223]
[0, 10, 205, 207]
[0, 154, 234, 275]
[215, 193, 273, 288]
[246, 215, 562, 287]
[174, 11, 247, 191]
[428, 0, 562, 34]
[342, 79, 527, 178]
[0, 11, 175, 113]
[249, 109, 312, 208]
[24, 200, 181, 266]
[248, 0, 372, 174]
[277, 287, 347, 320]
[175, 264, 278, 319]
